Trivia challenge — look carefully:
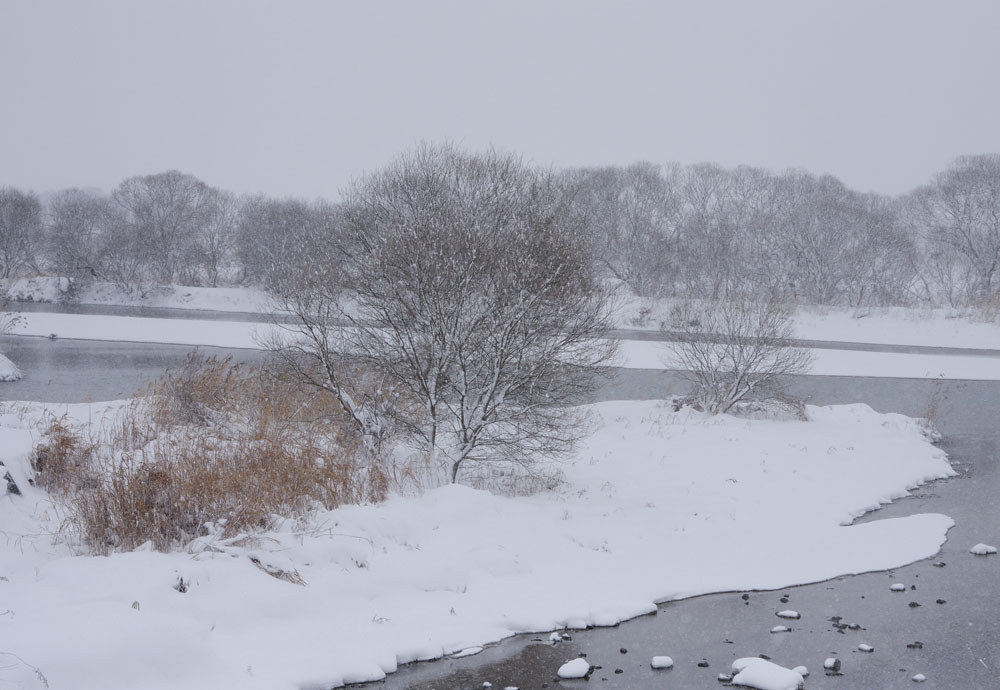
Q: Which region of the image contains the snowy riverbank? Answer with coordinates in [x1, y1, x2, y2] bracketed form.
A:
[7, 279, 1000, 352]
[6, 309, 1000, 380]
[0, 399, 954, 690]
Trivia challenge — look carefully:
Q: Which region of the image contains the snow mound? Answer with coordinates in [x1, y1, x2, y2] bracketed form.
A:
[650, 656, 674, 669]
[4, 276, 70, 303]
[858, 643, 874, 652]
[970, 543, 997, 555]
[0, 353, 21, 382]
[792, 665, 808, 677]
[890, 583, 906, 591]
[0, 399, 958, 690]
[731, 657, 804, 690]
[770, 625, 791, 633]
[776, 610, 800, 619]
[912, 673, 927, 682]
[557, 658, 590, 679]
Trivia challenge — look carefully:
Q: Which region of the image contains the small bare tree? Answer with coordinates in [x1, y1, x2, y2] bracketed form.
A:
[664, 297, 812, 414]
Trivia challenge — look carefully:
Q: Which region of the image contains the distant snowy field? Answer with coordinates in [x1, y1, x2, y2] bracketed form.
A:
[3, 277, 272, 313]
[7, 310, 1000, 380]
[0, 399, 954, 690]
[6, 279, 1000, 351]
[617, 294, 1000, 350]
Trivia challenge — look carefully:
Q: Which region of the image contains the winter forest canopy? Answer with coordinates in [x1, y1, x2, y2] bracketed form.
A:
[2, 148, 1000, 309]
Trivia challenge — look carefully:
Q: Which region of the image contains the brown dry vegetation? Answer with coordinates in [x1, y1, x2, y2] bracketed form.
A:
[35, 353, 398, 554]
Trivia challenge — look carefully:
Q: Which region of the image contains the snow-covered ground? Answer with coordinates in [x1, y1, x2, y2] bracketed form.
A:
[6, 310, 1000, 380]
[0, 353, 21, 381]
[0, 399, 955, 690]
[3, 278, 272, 313]
[617, 295, 1000, 350]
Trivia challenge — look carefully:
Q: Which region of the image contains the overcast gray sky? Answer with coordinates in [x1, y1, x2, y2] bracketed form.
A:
[2, 0, 998, 200]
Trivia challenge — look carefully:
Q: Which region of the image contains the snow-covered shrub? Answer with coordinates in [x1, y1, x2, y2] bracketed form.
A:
[30, 415, 97, 494]
[48, 354, 406, 554]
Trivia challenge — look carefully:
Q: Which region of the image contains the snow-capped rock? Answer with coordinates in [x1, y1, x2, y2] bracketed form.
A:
[730, 658, 804, 690]
[970, 543, 997, 555]
[890, 583, 906, 591]
[858, 643, 874, 652]
[770, 625, 791, 633]
[557, 658, 591, 679]
[776, 610, 800, 619]
[650, 655, 674, 669]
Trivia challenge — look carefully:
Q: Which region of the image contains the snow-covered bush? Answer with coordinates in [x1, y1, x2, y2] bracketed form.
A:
[40, 354, 409, 554]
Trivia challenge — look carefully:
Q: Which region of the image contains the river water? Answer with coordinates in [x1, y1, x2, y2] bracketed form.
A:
[0, 336, 997, 689]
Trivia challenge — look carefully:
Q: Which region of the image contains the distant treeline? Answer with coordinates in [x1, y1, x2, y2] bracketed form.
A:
[1, 152, 998, 308]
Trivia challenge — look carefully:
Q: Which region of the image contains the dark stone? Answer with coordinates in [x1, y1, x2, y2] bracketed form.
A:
[758, 654, 771, 660]
[936, 599, 946, 605]
[614, 669, 623, 674]
[619, 648, 627, 654]
[697, 661, 710, 668]
[3, 469, 20, 496]
[780, 597, 789, 603]
[908, 602, 921, 608]
[907, 642, 923, 649]
[741, 593, 749, 601]
[932, 562, 946, 567]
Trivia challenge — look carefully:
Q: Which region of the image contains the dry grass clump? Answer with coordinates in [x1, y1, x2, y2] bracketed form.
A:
[40, 353, 393, 554]
[30, 415, 97, 494]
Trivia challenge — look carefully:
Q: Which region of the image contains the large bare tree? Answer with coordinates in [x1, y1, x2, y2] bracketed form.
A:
[272, 144, 618, 483]
[111, 171, 216, 285]
[908, 154, 1000, 304]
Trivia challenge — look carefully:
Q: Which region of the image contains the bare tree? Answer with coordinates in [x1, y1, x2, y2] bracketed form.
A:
[273, 144, 618, 483]
[236, 195, 328, 289]
[908, 154, 1000, 304]
[566, 162, 682, 297]
[0, 187, 42, 279]
[45, 188, 114, 283]
[111, 171, 216, 285]
[190, 189, 239, 287]
[664, 297, 813, 415]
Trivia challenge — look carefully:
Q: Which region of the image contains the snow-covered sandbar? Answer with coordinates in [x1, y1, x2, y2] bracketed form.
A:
[0, 399, 954, 690]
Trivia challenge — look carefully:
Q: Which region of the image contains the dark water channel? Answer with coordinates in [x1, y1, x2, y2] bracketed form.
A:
[0, 337, 998, 688]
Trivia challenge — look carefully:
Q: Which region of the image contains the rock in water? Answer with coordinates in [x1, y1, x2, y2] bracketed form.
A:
[970, 543, 997, 555]
[858, 643, 874, 652]
[557, 658, 590, 679]
[730, 658, 804, 690]
[890, 583, 906, 592]
[776, 610, 800, 619]
[650, 656, 674, 669]
[824, 658, 841, 672]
